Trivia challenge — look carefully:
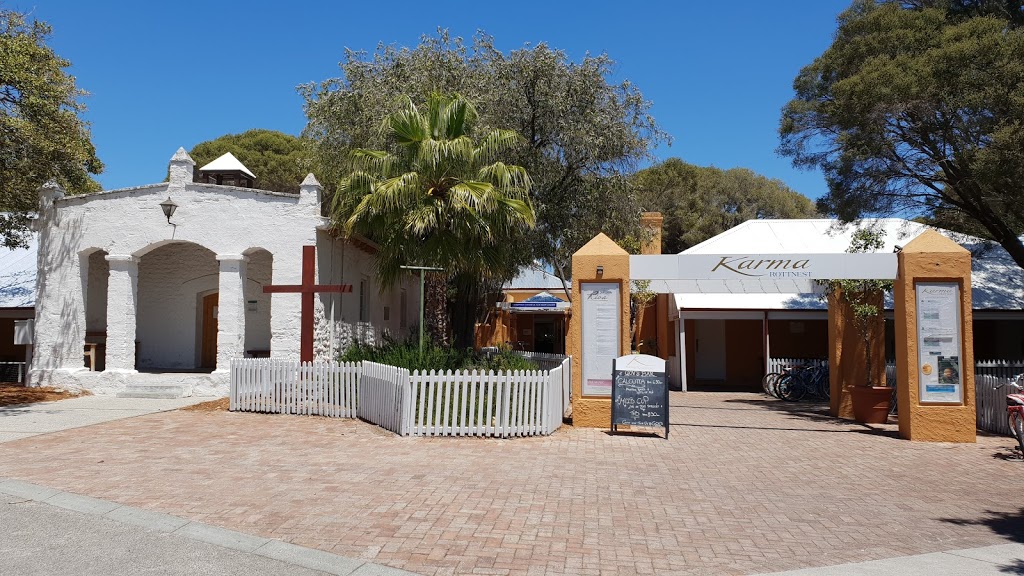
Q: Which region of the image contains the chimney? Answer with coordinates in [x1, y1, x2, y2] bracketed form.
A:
[640, 212, 663, 255]
[299, 173, 323, 212]
[168, 147, 196, 187]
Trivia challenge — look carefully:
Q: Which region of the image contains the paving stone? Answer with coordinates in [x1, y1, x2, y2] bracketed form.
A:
[0, 392, 1019, 575]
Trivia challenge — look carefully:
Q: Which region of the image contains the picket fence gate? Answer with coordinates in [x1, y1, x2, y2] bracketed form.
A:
[229, 358, 359, 417]
[230, 357, 570, 438]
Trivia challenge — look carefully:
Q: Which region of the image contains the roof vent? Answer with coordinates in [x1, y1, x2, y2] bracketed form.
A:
[196, 152, 256, 188]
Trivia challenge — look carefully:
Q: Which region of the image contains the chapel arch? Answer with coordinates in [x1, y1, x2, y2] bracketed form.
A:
[135, 241, 218, 371]
[243, 247, 273, 357]
[80, 248, 109, 370]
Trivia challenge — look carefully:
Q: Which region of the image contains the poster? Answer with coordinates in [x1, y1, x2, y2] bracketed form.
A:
[581, 283, 620, 396]
[915, 282, 963, 404]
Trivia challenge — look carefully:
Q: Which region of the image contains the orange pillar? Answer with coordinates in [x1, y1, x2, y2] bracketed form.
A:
[895, 230, 975, 442]
[568, 233, 631, 428]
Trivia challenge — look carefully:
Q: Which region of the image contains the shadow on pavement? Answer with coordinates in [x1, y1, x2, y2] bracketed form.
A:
[941, 507, 1024, 545]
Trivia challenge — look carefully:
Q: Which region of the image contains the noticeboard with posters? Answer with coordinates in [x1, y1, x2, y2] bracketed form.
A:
[915, 282, 963, 404]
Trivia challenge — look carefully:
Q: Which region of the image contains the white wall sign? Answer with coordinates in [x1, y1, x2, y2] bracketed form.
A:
[630, 253, 897, 294]
[581, 282, 620, 396]
[915, 282, 963, 404]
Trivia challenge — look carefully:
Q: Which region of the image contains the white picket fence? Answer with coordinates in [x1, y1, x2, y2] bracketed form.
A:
[404, 363, 565, 437]
[229, 358, 360, 417]
[358, 361, 410, 435]
[230, 357, 570, 438]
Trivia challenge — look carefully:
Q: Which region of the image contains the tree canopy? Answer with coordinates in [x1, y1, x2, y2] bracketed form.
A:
[779, 0, 1024, 268]
[300, 30, 667, 286]
[634, 158, 817, 253]
[189, 129, 309, 194]
[336, 93, 535, 287]
[336, 93, 535, 347]
[0, 8, 102, 247]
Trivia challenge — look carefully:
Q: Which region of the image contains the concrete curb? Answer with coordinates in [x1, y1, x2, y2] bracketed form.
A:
[0, 477, 419, 576]
[753, 542, 1024, 575]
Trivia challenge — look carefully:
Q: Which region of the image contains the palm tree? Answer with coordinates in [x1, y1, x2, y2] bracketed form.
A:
[335, 93, 535, 346]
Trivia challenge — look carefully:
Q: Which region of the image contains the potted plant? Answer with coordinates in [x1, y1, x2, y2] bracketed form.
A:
[821, 229, 893, 424]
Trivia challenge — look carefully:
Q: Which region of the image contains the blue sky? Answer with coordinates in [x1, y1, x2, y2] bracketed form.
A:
[22, 1, 852, 199]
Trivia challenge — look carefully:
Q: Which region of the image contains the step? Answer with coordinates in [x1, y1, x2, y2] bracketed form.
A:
[116, 385, 191, 399]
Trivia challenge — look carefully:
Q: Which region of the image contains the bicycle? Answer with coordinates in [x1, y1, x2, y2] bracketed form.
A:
[994, 373, 1024, 459]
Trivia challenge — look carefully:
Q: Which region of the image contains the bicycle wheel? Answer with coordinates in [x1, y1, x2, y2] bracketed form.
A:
[1009, 412, 1024, 456]
[779, 374, 807, 402]
[762, 372, 783, 397]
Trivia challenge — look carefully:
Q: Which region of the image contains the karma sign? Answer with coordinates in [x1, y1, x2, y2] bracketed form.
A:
[631, 252, 897, 281]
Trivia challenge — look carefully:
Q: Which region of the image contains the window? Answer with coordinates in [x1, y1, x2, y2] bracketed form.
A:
[359, 277, 369, 322]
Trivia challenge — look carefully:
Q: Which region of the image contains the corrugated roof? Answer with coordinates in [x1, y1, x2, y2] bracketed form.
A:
[504, 266, 567, 291]
[0, 233, 37, 308]
[675, 218, 1024, 311]
[198, 152, 256, 179]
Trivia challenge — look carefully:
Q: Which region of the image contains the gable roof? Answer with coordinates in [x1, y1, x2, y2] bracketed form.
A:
[198, 152, 256, 179]
[675, 218, 1024, 312]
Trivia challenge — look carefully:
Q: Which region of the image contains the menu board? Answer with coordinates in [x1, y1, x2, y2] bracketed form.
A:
[611, 354, 669, 437]
[915, 282, 963, 404]
[581, 283, 620, 396]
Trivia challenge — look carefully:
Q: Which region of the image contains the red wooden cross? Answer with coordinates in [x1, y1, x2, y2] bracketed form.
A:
[263, 245, 352, 363]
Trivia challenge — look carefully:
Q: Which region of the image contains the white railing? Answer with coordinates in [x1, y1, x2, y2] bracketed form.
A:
[230, 357, 570, 438]
[975, 360, 1024, 436]
[767, 357, 827, 374]
[0, 361, 26, 384]
[358, 361, 410, 435]
[229, 358, 359, 417]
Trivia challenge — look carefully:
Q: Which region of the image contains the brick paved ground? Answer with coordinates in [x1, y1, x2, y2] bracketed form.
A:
[0, 392, 1021, 576]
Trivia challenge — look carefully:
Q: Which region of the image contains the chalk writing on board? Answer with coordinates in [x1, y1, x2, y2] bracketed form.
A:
[611, 357, 669, 437]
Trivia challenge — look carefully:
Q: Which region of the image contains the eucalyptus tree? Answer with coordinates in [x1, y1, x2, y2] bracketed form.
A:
[635, 158, 817, 253]
[779, 0, 1024, 268]
[336, 93, 535, 347]
[301, 30, 667, 291]
[0, 8, 102, 247]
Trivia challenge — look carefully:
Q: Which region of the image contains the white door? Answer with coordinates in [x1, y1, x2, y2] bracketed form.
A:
[695, 319, 726, 380]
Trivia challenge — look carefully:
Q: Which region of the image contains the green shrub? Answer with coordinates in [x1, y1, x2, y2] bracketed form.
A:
[339, 336, 539, 372]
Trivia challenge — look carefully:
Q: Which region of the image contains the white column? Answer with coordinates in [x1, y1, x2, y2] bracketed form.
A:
[678, 318, 688, 392]
[105, 255, 138, 372]
[216, 254, 248, 371]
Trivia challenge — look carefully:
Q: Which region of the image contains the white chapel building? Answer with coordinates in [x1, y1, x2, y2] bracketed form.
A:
[30, 149, 418, 396]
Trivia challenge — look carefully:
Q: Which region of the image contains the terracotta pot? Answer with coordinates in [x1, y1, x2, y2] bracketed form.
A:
[850, 386, 893, 424]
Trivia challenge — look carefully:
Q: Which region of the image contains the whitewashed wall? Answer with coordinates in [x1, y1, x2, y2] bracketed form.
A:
[316, 231, 420, 357]
[31, 149, 321, 393]
[244, 249, 272, 353]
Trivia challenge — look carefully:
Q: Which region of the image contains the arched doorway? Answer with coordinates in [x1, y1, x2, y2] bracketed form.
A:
[135, 241, 218, 371]
[82, 249, 109, 371]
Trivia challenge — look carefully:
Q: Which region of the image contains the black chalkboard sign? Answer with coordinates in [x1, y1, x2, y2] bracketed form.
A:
[611, 354, 669, 438]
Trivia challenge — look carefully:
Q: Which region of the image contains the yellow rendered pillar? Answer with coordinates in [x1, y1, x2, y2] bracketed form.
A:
[568, 233, 631, 428]
[895, 230, 975, 442]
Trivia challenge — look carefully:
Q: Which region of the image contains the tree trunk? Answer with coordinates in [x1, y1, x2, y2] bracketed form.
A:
[450, 273, 481, 350]
[425, 273, 449, 347]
